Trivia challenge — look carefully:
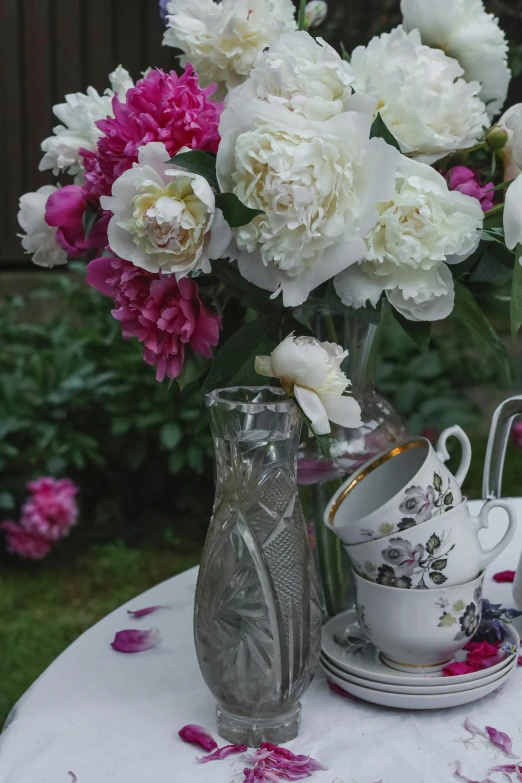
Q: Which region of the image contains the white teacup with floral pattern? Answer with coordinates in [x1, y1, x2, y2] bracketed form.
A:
[346, 498, 516, 589]
[324, 426, 472, 545]
[354, 570, 485, 672]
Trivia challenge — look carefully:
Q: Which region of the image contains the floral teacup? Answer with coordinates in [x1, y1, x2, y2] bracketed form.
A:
[354, 570, 485, 672]
[324, 425, 472, 545]
[346, 498, 516, 589]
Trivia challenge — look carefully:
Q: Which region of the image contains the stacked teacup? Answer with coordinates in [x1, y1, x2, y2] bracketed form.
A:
[321, 426, 518, 707]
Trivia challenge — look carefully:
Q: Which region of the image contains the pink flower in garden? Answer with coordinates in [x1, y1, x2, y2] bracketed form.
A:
[446, 166, 495, 212]
[21, 477, 79, 542]
[81, 66, 222, 198]
[512, 421, 522, 448]
[86, 255, 221, 381]
[0, 521, 53, 560]
[45, 185, 109, 257]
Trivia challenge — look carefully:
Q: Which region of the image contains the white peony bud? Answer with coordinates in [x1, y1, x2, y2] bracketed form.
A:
[304, 1, 327, 29]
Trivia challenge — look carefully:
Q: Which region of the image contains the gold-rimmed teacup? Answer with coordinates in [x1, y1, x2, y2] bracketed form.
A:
[324, 426, 471, 545]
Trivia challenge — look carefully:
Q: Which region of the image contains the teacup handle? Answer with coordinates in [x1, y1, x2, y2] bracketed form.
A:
[435, 425, 472, 487]
[472, 498, 517, 571]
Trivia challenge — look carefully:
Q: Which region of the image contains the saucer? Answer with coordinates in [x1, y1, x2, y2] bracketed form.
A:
[322, 654, 517, 710]
[320, 651, 514, 695]
[322, 609, 519, 687]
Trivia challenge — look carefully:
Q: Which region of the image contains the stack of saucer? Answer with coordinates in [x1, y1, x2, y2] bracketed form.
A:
[321, 425, 518, 692]
[320, 609, 519, 709]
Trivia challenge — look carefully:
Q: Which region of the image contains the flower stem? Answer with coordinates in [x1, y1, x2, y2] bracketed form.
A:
[484, 203, 505, 218]
[298, 0, 307, 30]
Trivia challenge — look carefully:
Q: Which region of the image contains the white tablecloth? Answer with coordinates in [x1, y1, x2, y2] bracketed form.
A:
[2, 500, 522, 783]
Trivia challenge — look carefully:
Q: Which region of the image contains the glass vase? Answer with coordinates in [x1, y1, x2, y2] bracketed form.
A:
[194, 387, 322, 747]
[296, 305, 409, 619]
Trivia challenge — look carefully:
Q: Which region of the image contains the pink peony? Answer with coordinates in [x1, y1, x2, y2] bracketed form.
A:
[446, 166, 495, 212]
[81, 66, 222, 199]
[86, 255, 221, 381]
[1, 521, 53, 560]
[21, 477, 79, 542]
[512, 421, 522, 448]
[45, 185, 109, 258]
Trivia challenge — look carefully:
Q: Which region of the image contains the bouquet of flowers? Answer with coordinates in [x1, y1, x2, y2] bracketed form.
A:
[17, 0, 522, 437]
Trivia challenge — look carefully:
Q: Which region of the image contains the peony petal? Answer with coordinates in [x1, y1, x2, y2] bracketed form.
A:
[485, 726, 515, 756]
[453, 761, 496, 783]
[442, 662, 479, 677]
[127, 605, 169, 619]
[178, 724, 218, 752]
[294, 385, 330, 436]
[68, 774, 78, 783]
[255, 355, 276, 378]
[493, 571, 516, 583]
[320, 393, 363, 430]
[463, 718, 487, 739]
[327, 679, 361, 701]
[110, 628, 161, 653]
[197, 744, 247, 763]
[504, 173, 522, 249]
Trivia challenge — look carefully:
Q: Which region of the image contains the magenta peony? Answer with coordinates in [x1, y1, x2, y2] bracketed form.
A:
[86, 255, 222, 381]
[446, 166, 495, 212]
[81, 66, 222, 199]
[1, 521, 53, 560]
[21, 477, 79, 542]
[45, 185, 109, 257]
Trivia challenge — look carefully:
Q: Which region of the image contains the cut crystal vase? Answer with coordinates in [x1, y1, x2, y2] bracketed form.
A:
[194, 387, 322, 747]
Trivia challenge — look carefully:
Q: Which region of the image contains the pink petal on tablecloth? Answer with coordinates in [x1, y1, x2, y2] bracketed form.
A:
[489, 765, 522, 783]
[463, 718, 487, 739]
[68, 774, 78, 783]
[493, 571, 516, 583]
[453, 761, 496, 783]
[127, 605, 169, 619]
[327, 679, 361, 700]
[178, 724, 218, 752]
[485, 726, 515, 756]
[110, 628, 161, 653]
[198, 744, 248, 763]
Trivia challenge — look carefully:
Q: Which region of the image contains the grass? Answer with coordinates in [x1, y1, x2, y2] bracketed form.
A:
[0, 540, 200, 728]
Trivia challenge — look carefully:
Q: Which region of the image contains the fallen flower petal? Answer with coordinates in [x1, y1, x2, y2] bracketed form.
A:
[490, 765, 522, 783]
[198, 744, 248, 763]
[110, 628, 160, 653]
[493, 571, 516, 583]
[453, 761, 496, 783]
[178, 724, 217, 752]
[485, 726, 515, 756]
[68, 774, 78, 783]
[127, 605, 169, 619]
[327, 679, 361, 700]
[443, 662, 479, 677]
[463, 718, 487, 739]
[466, 642, 504, 669]
[518, 656, 522, 666]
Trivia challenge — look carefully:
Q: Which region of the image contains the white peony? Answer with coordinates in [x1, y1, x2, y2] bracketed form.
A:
[217, 93, 399, 307]
[39, 66, 134, 178]
[163, 0, 296, 94]
[237, 30, 354, 122]
[348, 26, 489, 163]
[334, 156, 484, 322]
[502, 107, 522, 249]
[100, 141, 232, 276]
[256, 333, 362, 435]
[17, 186, 68, 269]
[401, 0, 510, 119]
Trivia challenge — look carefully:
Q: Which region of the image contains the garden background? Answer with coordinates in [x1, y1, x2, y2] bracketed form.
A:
[1, 0, 522, 727]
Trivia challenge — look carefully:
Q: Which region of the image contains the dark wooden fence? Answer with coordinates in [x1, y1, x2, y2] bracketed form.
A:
[2, 0, 521, 267]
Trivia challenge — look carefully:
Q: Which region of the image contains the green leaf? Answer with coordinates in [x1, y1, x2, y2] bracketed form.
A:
[469, 247, 514, 283]
[392, 310, 431, 354]
[168, 452, 186, 474]
[452, 599, 466, 612]
[340, 41, 351, 62]
[431, 558, 448, 572]
[168, 150, 219, 191]
[438, 611, 457, 627]
[426, 534, 441, 555]
[444, 492, 454, 507]
[486, 179, 515, 193]
[370, 113, 401, 152]
[430, 572, 448, 585]
[215, 192, 264, 228]
[433, 472, 442, 492]
[212, 260, 283, 312]
[176, 354, 210, 391]
[510, 244, 522, 343]
[83, 202, 100, 241]
[453, 281, 511, 385]
[0, 491, 15, 510]
[160, 422, 183, 450]
[202, 317, 281, 393]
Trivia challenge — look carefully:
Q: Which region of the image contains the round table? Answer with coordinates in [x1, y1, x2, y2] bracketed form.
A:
[2, 499, 522, 783]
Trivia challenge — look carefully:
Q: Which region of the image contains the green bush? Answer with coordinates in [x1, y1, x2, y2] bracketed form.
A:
[0, 267, 214, 552]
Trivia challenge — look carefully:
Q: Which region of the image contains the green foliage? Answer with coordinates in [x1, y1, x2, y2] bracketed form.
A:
[0, 270, 214, 545]
[214, 192, 264, 227]
[510, 245, 522, 342]
[168, 150, 219, 190]
[370, 113, 401, 151]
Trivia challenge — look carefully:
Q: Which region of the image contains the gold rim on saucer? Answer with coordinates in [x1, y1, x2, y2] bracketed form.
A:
[328, 439, 426, 526]
[380, 653, 454, 669]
